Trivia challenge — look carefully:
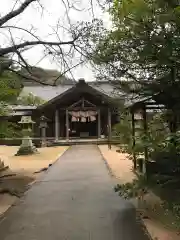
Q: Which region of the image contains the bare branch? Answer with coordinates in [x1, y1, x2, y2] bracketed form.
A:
[10, 68, 55, 86]
[1, 25, 40, 41]
[0, 39, 77, 56]
[0, 0, 37, 27]
[0, 0, 103, 85]
[54, 60, 85, 85]
[11, 0, 19, 12]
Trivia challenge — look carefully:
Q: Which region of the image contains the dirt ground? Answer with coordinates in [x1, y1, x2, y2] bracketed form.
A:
[0, 146, 68, 216]
[99, 145, 136, 183]
[0, 146, 68, 175]
[98, 145, 180, 240]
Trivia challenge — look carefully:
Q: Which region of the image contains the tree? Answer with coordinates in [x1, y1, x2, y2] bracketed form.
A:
[0, 0, 100, 85]
[0, 57, 22, 168]
[112, 111, 132, 145]
[0, 57, 22, 114]
[17, 92, 45, 106]
[89, 0, 180, 132]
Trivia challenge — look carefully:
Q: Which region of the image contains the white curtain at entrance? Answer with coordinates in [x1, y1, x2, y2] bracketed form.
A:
[81, 117, 86, 122]
[71, 116, 77, 122]
[69, 111, 97, 122]
[89, 116, 96, 122]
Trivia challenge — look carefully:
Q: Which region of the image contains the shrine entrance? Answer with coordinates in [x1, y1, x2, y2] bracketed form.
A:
[69, 119, 97, 138]
[66, 98, 100, 139]
[40, 79, 115, 141]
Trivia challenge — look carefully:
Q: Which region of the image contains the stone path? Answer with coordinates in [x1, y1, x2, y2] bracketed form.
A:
[0, 145, 150, 240]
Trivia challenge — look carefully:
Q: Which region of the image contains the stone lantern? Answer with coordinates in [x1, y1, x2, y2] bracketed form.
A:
[39, 115, 49, 147]
[16, 116, 38, 156]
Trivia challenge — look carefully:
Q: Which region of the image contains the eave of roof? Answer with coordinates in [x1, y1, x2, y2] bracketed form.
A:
[37, 80, 119, 110]
[21, 80, 124, 101]
[11, 105, 37, 110]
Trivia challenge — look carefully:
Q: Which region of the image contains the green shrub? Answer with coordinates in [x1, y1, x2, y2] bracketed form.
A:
[114, 176, 148, 199]
[0, 121, 22, 138]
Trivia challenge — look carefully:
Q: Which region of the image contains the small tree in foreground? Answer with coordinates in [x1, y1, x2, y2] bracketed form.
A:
[17, 93, 45, 106]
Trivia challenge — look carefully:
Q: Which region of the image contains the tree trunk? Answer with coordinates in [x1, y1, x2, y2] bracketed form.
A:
[168, 110, 178, 133]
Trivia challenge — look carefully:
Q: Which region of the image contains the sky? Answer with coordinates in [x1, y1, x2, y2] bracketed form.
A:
[0, 0, 111, 81]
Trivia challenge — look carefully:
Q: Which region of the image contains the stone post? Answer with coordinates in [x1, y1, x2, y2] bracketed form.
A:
[41, 127, 47, 147]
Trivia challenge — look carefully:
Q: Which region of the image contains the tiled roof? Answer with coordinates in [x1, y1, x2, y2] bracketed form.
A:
[5, 105, 36, 116]
[90, 82, 123, 98]
[11, 105, 37, 110]
[10, 111, 33, 116]
[20, 81, 123, 101]
[20, 85, 73, 101]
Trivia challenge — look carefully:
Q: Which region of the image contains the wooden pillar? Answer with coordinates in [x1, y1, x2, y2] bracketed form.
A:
[59, 114, 61, 138]
[108, 108, 112, 149]
[142, 105, 148, 175]
[98, 109, 101, 138]
[66, 109, 69, 140]
[55, 109, 59, 141]
[132, 111, 137, 170]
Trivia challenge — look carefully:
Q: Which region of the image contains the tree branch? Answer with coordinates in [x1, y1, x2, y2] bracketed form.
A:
[0, 39, 76, 56]
[10, 68, 55, 86]
[0, 0, 37, 27]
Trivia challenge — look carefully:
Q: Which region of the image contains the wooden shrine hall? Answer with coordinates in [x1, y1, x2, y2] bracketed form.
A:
[1, 79, 121, 145]
[33, 79, 119, 141]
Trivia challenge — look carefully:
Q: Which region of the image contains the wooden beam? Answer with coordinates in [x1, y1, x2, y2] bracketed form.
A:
[82, 97, 85, 108]
[68, 99, 82, 109]
[59, 106, 107, 111]
[67, 98, 96, 109]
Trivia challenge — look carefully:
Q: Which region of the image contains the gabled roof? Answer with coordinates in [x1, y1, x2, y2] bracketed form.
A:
[20, 80, 123, 101]
[38, 79, 118, 109]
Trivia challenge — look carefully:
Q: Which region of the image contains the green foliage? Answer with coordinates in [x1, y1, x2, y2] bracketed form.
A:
[0, 57, 22, 137]
[0, 57, 22, 114]
[90, 0, 180, 127]
[112, 111, 132, 144]
[114, 175, 148, 199]
[0, 121, 22, 138]
[17, 93, 45, 106]
[147, 113, 169, 149]
[114, 174, 180, 230]
[113, 109, 180, 174]
[0, 71, 21, 106]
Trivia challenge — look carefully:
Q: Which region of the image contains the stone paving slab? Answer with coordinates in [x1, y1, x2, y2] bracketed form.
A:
[0, 145, 150, 240]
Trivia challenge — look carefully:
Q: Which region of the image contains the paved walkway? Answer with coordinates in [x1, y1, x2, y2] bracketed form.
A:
[0, 145, 150, 240]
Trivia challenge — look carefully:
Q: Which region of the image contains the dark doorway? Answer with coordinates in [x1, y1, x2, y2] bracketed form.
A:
[69, 120, 97, 138]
